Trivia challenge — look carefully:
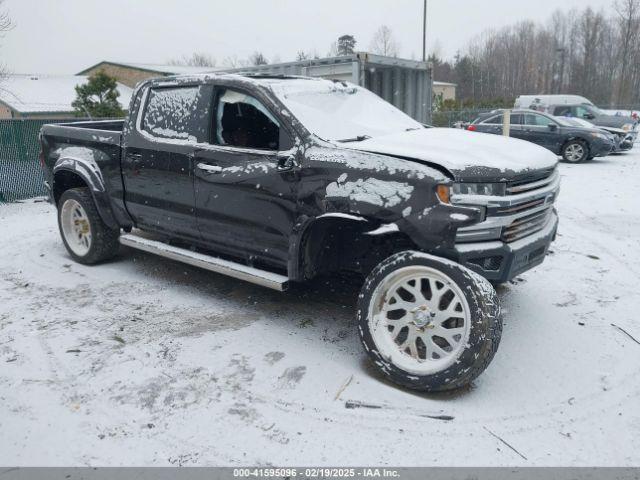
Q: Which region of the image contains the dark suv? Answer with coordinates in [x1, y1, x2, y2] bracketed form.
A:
[469, 109, 616, 163]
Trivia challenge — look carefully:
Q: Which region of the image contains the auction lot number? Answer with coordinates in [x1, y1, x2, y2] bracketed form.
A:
[233, 468, 400, 478]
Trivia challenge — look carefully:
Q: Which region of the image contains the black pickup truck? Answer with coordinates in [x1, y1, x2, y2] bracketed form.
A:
[39, 74, 560, 391]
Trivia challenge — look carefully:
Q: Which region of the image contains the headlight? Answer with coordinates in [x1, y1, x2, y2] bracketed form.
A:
[590, 132, 609, 140]
[452, 182, 506, 196]
[622, 123, 633, 132]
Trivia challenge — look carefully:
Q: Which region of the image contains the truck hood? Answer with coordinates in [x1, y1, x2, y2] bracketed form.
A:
[342, 128, 558, 182]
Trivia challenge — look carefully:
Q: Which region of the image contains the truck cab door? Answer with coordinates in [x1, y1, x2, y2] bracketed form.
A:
[194, 87, 299, 269]
[122, 84, 213, 241]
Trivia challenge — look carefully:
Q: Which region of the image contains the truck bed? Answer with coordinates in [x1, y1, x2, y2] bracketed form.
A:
[41, 119, 125, 147]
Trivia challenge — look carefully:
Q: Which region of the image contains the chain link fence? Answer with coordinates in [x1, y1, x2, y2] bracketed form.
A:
[0, 118, 101, 203]
[1, 119, 49, 203]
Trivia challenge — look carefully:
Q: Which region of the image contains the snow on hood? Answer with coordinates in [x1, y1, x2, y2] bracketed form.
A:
[342, 128, 558, 182]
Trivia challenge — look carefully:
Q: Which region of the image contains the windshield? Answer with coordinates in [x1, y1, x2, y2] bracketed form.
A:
[268, 79, 423, 142]
[586, 105, 603, 116]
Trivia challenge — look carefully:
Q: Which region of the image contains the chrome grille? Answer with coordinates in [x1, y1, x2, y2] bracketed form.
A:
[502, 207, 554, 243]
[506, 168, 558, 195]
[454, 166, 560, 244]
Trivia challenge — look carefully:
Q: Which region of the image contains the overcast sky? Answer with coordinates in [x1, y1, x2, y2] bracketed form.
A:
[2, 0, 616, 75]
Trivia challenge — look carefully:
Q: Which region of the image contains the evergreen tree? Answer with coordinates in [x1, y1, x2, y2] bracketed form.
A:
[337, 35, 357, 55]
[72, 71, 124, 118]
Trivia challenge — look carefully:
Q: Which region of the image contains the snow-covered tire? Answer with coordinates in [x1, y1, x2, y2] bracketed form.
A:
[562, 140, 589, 163]
[357, 251, 502, 392]
[57, 187, 120, 265]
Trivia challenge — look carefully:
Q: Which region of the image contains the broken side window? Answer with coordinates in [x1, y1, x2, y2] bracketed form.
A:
[215, 89, 280, 150]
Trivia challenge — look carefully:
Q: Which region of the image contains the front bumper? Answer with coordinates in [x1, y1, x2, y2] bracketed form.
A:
[452, 211, 559, 283]
[619, 131, 637, 151]
[592, 138, 616, 157]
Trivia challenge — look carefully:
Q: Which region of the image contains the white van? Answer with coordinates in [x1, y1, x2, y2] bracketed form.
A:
[514, 95, 594, 112]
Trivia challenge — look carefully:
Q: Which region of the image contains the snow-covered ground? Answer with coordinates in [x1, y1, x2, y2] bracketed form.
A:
[1, 150, 639, 467]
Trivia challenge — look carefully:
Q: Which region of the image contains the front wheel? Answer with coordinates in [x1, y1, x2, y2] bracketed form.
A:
[357, 251, 502, 392]
[58, 187, 120, 264]
[562, 140, 589, 163]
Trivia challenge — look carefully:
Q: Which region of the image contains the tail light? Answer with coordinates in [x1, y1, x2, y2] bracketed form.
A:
[38, 149, 45, 168]
[467, 125, 477, 132]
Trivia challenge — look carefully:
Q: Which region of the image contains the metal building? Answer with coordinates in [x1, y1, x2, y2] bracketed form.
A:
[221, 52, 433, 124]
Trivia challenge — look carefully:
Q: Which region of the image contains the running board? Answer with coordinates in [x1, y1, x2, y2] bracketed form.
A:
[119, 233, 289, 291]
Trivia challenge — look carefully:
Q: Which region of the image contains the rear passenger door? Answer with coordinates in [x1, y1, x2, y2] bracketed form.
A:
[476, 114, 503, 135]
[507, 113, 524, 139]
[122, 84, 213, 240]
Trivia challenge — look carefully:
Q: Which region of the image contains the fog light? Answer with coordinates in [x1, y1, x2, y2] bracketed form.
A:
[469, 256, 503, 272]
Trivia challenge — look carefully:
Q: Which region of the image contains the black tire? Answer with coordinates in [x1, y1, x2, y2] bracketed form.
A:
[57, 187, 120, 264]
[357, 251, 502, 392]
[561, 140, 590, 163]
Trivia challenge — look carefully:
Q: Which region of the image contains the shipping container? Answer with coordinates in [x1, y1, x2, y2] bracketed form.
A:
[220, 52, 433, 124]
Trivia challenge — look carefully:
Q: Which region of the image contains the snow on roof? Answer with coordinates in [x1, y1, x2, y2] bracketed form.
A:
[80, 61, 220, 76]
[433, 81, 457, 87]
[0, 74, 133, 113]
[114, 62, 221, 74]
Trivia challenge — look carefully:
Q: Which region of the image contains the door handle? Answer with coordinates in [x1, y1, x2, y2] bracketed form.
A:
[197, 162, 223, 174]
[128, 152, 143, 162]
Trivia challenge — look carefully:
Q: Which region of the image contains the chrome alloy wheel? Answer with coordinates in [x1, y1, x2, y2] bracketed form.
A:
[564, 143, 585, 162]
[368, 266, 472, 375]
[60, 199, 92, 256]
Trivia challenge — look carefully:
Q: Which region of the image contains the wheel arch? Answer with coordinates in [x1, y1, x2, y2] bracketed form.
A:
[288, 215, 419, 281]
[562, 136, 591, 151]
[52, 158, 118, 229]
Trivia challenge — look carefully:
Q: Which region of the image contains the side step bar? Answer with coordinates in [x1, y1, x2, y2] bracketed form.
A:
[119, 233, 289, 291]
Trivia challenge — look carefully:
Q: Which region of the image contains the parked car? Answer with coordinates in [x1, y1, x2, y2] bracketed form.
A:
[547, 103, 639, 133]
[515, 94, 638, 134]
[468, 109, 616, 163]
[39, 74, 560, 392]
[560, 117, 635, 152]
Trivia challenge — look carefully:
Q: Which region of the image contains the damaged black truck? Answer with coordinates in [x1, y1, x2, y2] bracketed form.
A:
[39, 74, 560, 391]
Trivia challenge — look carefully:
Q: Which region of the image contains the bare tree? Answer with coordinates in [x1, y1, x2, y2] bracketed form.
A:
[434, 1, 640, 107]
[0, 0, 14, 81]
[614, 0, 640, 103]
[248, 51, 269, 66]
[327, 41, 338, 57]
[221, 55, 247, 69]
[369, 25, 399, 57]
[169, 52, 216, 67]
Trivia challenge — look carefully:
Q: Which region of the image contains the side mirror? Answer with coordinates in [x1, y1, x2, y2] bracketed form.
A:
[548, 123, 558, 131]
[584, 113, 596, 120]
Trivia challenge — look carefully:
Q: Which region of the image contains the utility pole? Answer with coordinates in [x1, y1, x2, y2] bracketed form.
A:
[422, 0, 428, 61]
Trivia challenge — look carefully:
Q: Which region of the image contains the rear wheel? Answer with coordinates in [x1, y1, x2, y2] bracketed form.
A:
[58, 188, 120, 264]
[562, 140, 589, 163]
[357, 251, 502, 391]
